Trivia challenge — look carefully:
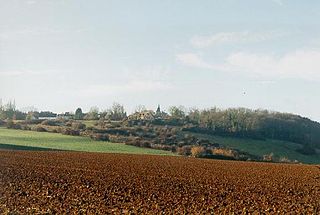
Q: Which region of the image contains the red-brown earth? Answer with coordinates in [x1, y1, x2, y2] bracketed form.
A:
[0, 150, 320, 214]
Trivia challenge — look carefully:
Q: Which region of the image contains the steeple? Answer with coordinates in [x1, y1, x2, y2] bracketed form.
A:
[156, 104, 161, 114]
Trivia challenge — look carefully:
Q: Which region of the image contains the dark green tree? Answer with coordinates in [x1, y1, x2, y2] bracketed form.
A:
[74, 108, 84, 120]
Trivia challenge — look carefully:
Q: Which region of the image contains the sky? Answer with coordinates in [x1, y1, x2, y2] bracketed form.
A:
[1, 0, 320, 121]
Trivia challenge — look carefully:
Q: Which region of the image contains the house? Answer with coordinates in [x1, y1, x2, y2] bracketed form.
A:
[128, 110, 155, 121]
[128, 105, 168, 121]
[57, 112, 73, 120]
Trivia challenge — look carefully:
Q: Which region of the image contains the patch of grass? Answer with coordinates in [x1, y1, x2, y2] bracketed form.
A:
[80, 120, 97, 127]
[0, 128, 173, 155]
[189, 132, 320, 164]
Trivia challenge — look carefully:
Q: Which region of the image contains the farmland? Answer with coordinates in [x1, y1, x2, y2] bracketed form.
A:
[1, 150, 320, 214]
[0, 127, 173, 155]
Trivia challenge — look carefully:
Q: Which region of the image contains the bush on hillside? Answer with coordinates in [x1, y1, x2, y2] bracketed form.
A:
[65, 120, 73, 127]
[6, 120, 14, 129]
[176, 146, 192, 156]
[278, 156, 298, 163]
[61, 128, 80, 136]
[151, 144, 176, 152]
[191, 146, 207, 158]
[41, 120, 58, 126]
[21, 125, 31, 131]
[6, 120, 22, 129]
[263, 153, 274, 162]
[140, 141, 151, 148]
[25, 119, 44, 125]
[90, 133, 109, 141]
[71, 122, 86, 130]
[212, 148, 239, 159]
[33, 126, 47, 132]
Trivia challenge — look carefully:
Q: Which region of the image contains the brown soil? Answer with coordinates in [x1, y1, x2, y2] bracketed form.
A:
[0, 150, 319, 214]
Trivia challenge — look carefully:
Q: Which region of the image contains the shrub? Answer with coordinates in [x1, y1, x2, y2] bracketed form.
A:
[61, 128, 80, 136]
[182, 135, 197, 145]
[176, 146, 192, 156]
[65, 121, 73, 127]
[125, 139, 152, 148]
[6, 120, 14, 129]
[196, 139, 211, 146]
[125, 140, 140, 147]
[71, 122, 86, 130]
[56, 118, 67, 124]
[14, 123, 22, 130]
[263, 153, 274, 162]
[140, 141, 151, 148]
[5, 120, 22, 129]
[70, 129, 80, 136]
[33, 126, 47, 132]
[0, 120, 5, 126]
[86, 126, 94, 131]
[90, 133, 109, 141]
[191, 146, 206, 158]
[150, 144, 176, 152]
[279, 156, 292, 163]
[212, 148, 239, 159]
[25, 119, 44, 125]
[55, 127, 63, 133]
[41, 120, 58, 126]
[21, 125, 31, 130]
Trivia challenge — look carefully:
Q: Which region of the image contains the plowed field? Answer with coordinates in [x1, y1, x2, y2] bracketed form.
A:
[0, 150, 320, 214]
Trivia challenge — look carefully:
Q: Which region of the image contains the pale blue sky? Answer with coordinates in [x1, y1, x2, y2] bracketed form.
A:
[1, 0, 320, 121]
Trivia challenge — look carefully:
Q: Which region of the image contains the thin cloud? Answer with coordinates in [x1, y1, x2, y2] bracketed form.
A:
[176, 53, 229, 71]
[225, 50, 320, 80]
[176, 53, 213, 69]
[176, 49, 320, 81]
[191, 31, 285, 48]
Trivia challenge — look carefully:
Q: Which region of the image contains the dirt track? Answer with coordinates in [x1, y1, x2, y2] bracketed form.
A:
[0, 150, 320, 214]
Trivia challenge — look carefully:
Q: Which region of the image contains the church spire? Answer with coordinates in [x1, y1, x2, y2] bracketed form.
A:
[156, 104, 161, 114]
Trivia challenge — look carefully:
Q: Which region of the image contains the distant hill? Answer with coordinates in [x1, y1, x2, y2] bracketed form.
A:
[188, 132, 320, 164]
[184, 108, 320, 155]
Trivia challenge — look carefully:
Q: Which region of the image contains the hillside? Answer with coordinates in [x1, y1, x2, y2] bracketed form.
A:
[185, 108, 320, 151]
[1, 105, 320, 164]
[188, 132, 320, 164]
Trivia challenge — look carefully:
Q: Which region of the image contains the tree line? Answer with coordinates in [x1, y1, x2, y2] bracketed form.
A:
[182, 107, 320, 154]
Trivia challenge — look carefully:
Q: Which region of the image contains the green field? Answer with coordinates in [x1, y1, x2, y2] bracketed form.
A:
[0, 127, 173, 155]
[190, 132, 320, 164]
